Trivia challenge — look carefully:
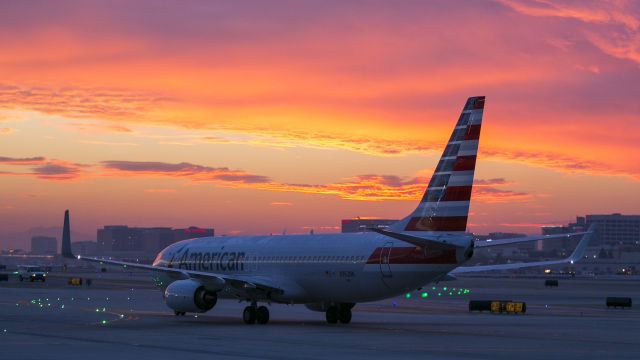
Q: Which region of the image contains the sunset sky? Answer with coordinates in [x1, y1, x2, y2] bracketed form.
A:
[1, 0, 639, 249]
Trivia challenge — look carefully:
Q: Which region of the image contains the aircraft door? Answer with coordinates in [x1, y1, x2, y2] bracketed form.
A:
[379, 241, 392, 278]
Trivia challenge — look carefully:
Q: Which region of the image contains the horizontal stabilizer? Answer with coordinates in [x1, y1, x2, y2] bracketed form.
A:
[370, 228, 465, 249]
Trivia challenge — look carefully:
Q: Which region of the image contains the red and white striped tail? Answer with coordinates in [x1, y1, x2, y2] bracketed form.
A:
[390, 96, 484, 234]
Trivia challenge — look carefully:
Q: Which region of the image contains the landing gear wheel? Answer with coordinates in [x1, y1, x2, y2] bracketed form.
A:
[338, 308, 352, 324]
[19, 276, 23, 282]
[326, 306, 338, 324]
[174, 311, 186, 316]
[243, 306, 257, 324]
[256, 306, 270, 324]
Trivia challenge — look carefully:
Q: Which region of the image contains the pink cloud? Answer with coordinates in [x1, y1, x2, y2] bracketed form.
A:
[0, 156, 85, 180]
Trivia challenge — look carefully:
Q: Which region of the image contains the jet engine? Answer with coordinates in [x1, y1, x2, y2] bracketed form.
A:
[164, 279, 217, 313]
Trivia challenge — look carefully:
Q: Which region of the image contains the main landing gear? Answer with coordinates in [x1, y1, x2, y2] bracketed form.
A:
[243, 304, 270, 324]
[325, 304, 353, 324]
[174, 311, 187, 316]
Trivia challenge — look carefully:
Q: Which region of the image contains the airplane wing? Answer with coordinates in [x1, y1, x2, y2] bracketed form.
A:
[74, 255, 285, 295]
[450, 225, 594, 274]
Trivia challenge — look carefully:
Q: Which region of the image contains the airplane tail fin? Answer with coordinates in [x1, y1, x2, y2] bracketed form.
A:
[61, 209, 75, 259]
[389, 96, 484, 235]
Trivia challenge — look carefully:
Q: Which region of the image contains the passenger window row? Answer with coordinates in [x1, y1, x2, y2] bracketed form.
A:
[249, 255, 366, 263]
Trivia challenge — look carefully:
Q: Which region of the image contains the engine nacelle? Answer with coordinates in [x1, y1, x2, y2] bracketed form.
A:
[164, 279, 217, 313]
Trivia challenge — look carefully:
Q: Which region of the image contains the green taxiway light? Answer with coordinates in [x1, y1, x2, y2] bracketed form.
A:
[437, 292, 442, 296]
[443, 287, 447, 291]
[421, 292, 428, 298]
[101, 320, 107, 325]
[405, 293, 411, 299]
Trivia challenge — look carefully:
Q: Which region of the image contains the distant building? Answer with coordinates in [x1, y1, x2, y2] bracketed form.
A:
[30, 236, 57, 255]
[97, 225, 214, 258]
[341, 219, 398, 233]
[537, 214, 640, 257]
[585, 214, 640, 246]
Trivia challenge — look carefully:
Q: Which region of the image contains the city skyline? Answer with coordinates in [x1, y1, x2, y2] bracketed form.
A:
[2, 1, 640, 249]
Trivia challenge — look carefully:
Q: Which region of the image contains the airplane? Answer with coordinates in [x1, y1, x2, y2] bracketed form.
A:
[61, 96, 594, 325]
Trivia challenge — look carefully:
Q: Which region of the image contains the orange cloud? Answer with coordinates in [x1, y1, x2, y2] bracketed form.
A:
[203, 128, 640, 180]
[0, 83, 162, 121]
[65, 122, 133, 134]
[79, 140, 139, 146]
[99, 160, 532, 202]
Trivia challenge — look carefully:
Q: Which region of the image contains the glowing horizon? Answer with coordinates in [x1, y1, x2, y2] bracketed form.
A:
[1, 1, 639, 249]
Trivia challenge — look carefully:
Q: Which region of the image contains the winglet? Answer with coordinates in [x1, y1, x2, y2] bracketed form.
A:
[568, 224, 596, 264]
[61, 209, 76, 259]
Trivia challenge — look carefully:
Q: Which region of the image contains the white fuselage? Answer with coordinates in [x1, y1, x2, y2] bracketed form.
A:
[152, 232, 468, 304]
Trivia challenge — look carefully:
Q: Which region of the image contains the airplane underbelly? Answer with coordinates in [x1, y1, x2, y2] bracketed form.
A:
[284, 263, 455, 303]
